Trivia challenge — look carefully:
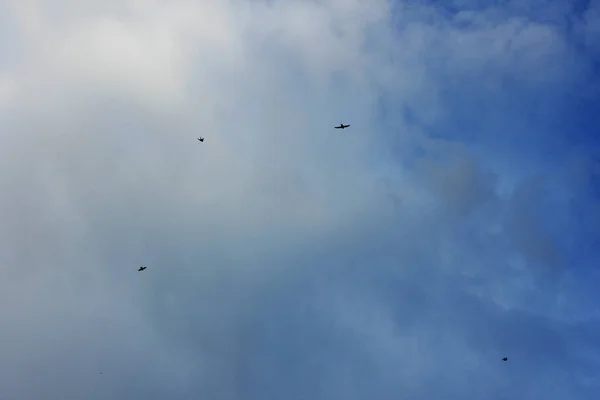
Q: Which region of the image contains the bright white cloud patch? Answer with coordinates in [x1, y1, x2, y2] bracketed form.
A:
[0, 0, 599, 399]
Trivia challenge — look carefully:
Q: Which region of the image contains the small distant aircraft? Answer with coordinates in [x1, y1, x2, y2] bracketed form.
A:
[138, 265, 146, 272]
[198, 137, 204, 142]
[502, 357, 508, 361]
[334, 123, 350, 129]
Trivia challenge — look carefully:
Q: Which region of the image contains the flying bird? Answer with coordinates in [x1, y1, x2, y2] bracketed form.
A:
[198, 137, 204, 142]
[502, 357, 508, 361]
[334, 123, 350, 129]
[138, 265, 146, 272]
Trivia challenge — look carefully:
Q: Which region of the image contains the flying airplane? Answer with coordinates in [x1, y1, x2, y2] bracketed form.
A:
[198, 137, 204, 142]
[502, 357, 508, 361]
[138, 265, 146, 272]
[334, 124, 350, 129]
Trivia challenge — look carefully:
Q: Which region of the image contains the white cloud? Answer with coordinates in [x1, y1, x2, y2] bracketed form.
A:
[0, 0, 598, 399]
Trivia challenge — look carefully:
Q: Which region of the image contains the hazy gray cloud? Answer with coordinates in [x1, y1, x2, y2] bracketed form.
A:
[0, 0, 599, 399]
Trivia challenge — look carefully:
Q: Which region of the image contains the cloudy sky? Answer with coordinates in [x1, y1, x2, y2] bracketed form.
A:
[0, 0, 599, 399]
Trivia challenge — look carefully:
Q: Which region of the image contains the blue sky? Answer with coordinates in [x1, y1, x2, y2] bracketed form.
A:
[0, 0, 599, 399]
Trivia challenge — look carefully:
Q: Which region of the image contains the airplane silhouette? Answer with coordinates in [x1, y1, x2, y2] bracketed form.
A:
[334, 123, 350, 129]
[198, 137, 204, 142]
[138, 265, 146, 272]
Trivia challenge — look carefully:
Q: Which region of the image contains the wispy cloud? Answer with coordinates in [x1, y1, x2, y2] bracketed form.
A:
[0, 0, 598, 399]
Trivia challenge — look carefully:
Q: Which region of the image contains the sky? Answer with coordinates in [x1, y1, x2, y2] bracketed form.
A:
[0, 0, 599, 399]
